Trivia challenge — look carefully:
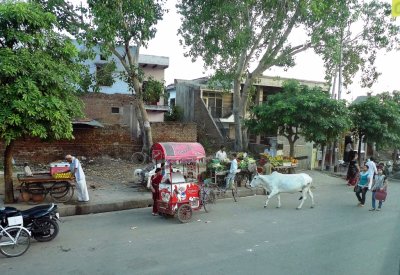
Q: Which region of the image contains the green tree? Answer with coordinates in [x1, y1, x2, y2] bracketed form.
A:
[177, 0, 400, 150]
[0, 2, 84, 203]
[35, 0, 166, 152]
[349, 95, 400, 162]
[246, 81, 351, 157]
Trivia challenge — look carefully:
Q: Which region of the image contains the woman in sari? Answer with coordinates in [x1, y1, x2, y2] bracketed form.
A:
[346, 153, 359, 186]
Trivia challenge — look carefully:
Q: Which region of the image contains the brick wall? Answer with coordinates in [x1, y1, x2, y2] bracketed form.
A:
[81, 93, 134, 125]
[151, 122, 197, 143]
[0, 123, 197, 165]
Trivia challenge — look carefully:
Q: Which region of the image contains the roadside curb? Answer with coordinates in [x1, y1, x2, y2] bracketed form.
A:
[59, 188, 262, 217]
[59, 198, 153, 217]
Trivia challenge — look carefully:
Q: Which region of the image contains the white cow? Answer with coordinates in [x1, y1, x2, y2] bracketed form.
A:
[249, 171, 314, 209]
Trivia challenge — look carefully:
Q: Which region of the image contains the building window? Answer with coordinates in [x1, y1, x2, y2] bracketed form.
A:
[96, 63, 113, 87]
[170, 98, 176, 107]
[100, 54, 107, 61]
[203, 91, 223, 118]
[111, 107, 120, 114]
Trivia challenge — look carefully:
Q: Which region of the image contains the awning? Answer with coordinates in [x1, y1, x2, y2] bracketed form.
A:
[151, 142, 206, 162]
[72, 119, 104, 128]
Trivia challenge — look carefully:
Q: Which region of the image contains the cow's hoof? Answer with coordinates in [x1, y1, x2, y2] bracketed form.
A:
[296, 207, 301, 210]
[310, 205, 314, 208]
[276, 206, 280, 208]
[264, 205, 267, 208]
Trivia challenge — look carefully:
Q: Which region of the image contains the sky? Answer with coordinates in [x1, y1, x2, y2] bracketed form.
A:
[140, 0, 400, 102]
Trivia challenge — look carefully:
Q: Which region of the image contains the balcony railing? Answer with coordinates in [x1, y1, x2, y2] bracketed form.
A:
[207, 107, 233, 119]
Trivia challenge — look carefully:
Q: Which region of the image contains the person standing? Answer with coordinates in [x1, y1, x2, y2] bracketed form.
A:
[215, 145, 227, 161]
[366, 157, 378, 189]
[66, 155, 89, 203]
[369, 166, 388, 211]
[355, 165, 370, 207]
[346, 153, 359, 186]
[225, 153, 238, 189]
[264, 144, 276, 157]
[263, 158, 272, 175]
[344, 141, 353, 163]
[150, 168, 163, 216]
[23, 162, 33, 177]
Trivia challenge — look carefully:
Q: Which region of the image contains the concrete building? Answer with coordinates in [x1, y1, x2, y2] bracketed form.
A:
[74, 41, 170, 137]
[174, 75, 329, 169]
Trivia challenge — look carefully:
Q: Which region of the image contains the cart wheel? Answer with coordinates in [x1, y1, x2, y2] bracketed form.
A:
[131, 152, 147, 165]
[50, 182, 74, 203]
[177, 204, 192, 223]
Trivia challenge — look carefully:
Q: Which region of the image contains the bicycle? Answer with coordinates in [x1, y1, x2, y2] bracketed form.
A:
[131, 147, 149, 165]
[200, 182, 216, 213]
[0, 216, 31, 257]
[207, 176, 239, 202]
[228, 176, 239, 202]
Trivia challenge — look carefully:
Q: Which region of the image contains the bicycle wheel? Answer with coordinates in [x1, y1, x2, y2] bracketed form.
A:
[203, 192, 214, 213]
[232, 184, 239, 202]
[0, 227, 31, 257]
[131, 152, 146, 165]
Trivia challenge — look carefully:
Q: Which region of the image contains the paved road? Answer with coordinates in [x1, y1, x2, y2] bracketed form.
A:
[1, 171, 399, 275]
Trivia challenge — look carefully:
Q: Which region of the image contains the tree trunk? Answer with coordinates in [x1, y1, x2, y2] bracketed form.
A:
[358, 134, 363, 167]
[242, 128, 248, 151]
[321, 145, 327, 170]
[288, 139, 295, 157]
[328, 142, 334, 170]
[137, 100, 153, 153]
[233, 79, 242, 151]
[4, 141, 15, 203]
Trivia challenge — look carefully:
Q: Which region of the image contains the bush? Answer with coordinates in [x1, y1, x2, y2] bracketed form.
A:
[165, 105, 183, 121]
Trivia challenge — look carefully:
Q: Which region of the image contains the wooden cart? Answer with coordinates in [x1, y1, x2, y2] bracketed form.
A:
[17, 173, 75, 204]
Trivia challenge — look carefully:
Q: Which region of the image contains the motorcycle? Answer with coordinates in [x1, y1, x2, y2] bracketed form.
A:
[0, 203, 60, 242]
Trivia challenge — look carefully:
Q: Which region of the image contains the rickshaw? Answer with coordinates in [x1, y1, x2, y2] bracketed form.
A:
[151, 142, 214, 223]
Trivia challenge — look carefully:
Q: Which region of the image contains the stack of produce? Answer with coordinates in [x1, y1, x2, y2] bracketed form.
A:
[208, 159, 230, 172]
[238, 156, 256, 170]
[52, 172, 73, 179]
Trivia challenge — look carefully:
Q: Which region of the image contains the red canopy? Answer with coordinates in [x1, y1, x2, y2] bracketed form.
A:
[151, 142, 206, 162]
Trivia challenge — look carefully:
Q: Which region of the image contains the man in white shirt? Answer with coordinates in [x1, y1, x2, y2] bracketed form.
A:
[226, 153, 238, 189]
[66, 154, 89, 203]
[366, 156, 378, 190]
[264, 144, 276, 157]
[215, 145, 227, 161]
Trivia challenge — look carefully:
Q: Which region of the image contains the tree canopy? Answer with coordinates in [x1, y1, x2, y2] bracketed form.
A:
[177, 0, 400, 150]
[246, 80, 351, 156]
[349, 94, 400, 154]
[0, 1, 85, 202]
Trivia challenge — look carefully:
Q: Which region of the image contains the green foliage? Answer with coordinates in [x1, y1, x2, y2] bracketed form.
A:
[246, 80, 351, 152]
[143, 76, 165, 103]
[165, 105, 183, 122]
[349, 95, 400, 150]
[0, 1, 84, 145]
[177, 0, 400, 150]
[313, 1, 400, 88]
[95, 62, 116, 87]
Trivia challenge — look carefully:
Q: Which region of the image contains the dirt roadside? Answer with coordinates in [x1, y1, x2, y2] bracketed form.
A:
[0, 156, 149, 196]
